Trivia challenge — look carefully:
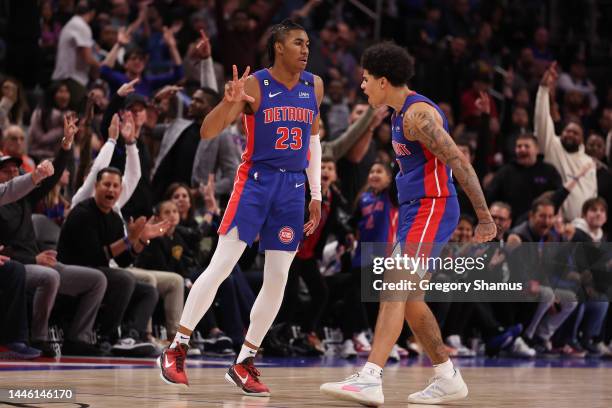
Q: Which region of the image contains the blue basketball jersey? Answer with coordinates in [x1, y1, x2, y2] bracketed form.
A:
[352, 190, 399, 267]
[391, 92, 457, 204]
[243, 69, 318, 171]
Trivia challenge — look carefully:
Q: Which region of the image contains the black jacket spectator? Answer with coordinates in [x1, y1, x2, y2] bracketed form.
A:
[486, 157, 562, 221]
[58, 197, 134, 267]
[135, 232, 197, 278]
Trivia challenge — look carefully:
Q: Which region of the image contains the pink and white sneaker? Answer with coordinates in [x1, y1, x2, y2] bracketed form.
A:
[320, 372, 384, 407]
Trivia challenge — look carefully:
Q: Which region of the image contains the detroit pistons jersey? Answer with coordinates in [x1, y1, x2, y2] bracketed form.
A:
[243, 69, 318, 171]
[352, 190, 399, 267]
[391, 92, 457, 204]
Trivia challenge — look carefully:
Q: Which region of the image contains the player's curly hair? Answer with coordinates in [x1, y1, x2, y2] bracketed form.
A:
[361, 42, 415, 86]
[266, 19, 306, 66]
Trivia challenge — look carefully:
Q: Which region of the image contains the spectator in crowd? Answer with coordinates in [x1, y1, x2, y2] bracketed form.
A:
[0, 77, 29, 130]
[214, 1, 283, 76]
[191, 112, 242, 205]
[530, 27, 554, 74]
[557, 59, 598, 110]
[0, 165, 56, 359]
[57, 167, 167, 356]
[51, 0, 99, 111]
[339, 161, 398, 358]
[126, 200, 184, 348]
[35, 169, 71, 226]
[584, 133, 612, 236]
[535, 62, 597, 221]
[101, 25, 183, 97]
[100, 81, 154, 219]
[336, 103, 388, 205]
[320, 79, 351, 139]
[28, 81, 72, 162]
[0, 254, 41, 359]
[71, 112, 140, 217]
[501, 106, 530, 162]
[152, 87, 219, 201]
[0, 122, 107, 357]
[486, 133, 562, 220]
[507, 198, 580, 356]
[0, 126, 36, 173]
[566, 197, 610, 356]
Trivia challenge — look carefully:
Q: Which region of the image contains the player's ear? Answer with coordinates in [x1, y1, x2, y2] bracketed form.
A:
[275, 41, 283, 56]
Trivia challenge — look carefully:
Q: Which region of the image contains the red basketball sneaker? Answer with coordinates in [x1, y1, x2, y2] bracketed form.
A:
[157, 344, 189, 387]
[224, 357, 270, 396]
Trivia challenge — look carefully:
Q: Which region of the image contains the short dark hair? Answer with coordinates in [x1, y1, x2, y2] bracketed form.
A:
[154, 200, 176, 216]
[322, 155, 335, 163]
[96, 167, 123, 182]
[199, 87, 221, 107]
[516, 133, 537, 144]
[491, 201, 512, 215]
[75, 0, 94, 15]
[361, 42, 415, 86]
[582, 197, 608, 216]
[458, 213, 476, 226]
[530, 197, 555, 214]
[266, 19, 306, 65]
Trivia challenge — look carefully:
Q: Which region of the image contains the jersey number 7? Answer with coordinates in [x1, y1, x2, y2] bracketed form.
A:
[275, 127, 303, 150]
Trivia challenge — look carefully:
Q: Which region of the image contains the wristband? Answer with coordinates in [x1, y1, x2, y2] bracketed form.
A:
[123, 236, 132, 253]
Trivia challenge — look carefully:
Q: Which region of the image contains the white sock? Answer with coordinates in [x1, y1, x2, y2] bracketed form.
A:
[360, 362, 383, 380]
[433, 359, 455, 379]
[237, 344, 258, 363]
[172, 332, 190, 348]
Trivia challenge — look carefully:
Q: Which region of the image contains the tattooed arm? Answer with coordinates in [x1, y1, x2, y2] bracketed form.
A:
[404, 102, 496, 242]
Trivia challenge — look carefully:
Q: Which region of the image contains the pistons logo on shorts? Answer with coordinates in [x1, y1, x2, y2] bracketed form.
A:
[278, 226, 295, 244]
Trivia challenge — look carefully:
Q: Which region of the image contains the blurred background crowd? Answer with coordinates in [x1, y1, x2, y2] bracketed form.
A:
[1, 0, 611, 362]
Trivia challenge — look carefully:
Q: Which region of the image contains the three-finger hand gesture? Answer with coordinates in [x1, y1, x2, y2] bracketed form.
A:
[224, 65, 255, 104]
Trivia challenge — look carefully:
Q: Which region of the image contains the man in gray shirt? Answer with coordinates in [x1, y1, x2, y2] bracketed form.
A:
[0, 156, 54, 205]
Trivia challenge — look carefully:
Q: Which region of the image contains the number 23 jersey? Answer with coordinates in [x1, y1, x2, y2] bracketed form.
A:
[244, 69, 318, 171]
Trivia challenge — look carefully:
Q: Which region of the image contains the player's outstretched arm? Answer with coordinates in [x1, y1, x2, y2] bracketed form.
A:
[404, 103, 496, 243]
[200, 65, 258, 139]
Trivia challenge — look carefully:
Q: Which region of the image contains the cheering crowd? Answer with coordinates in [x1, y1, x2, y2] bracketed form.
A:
[1, 0, 611, 360]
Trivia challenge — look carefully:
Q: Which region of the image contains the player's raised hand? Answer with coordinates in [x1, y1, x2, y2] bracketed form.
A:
[473, 221, 496, 243]
[224, 65, 255, 104]
[304, 199, 321, 236]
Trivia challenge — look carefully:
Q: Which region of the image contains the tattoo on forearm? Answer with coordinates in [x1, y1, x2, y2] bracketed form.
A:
[405, 110, 490, 219]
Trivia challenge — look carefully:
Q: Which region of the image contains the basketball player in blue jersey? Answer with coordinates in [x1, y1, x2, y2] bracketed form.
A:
[321, 42, 496, 405]
[158, 20, 324, 396]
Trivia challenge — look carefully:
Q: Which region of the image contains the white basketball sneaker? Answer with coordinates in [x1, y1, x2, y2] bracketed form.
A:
[407, 369, 468, 404]
[320, 373, 384, 407]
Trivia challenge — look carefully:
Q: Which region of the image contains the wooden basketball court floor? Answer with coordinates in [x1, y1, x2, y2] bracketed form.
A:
[1, 356, 611, 407]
